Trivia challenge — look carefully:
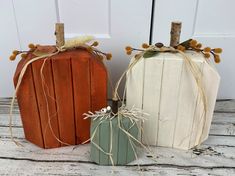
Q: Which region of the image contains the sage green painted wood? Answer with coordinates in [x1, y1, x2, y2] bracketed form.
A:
[90, 116, 138, 165]
[90, 119, 100, 164]
[117, 117, 130, 165]
[109, 118, 119, 165]
[127, 121, 139, 163]
[99, 120, 110, 165]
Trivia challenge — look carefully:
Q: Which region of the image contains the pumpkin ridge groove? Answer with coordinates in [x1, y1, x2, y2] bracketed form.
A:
[50, 58, 61, 146]
[69, 56, 77, 144]
[141, 58, 146, 142]
[172, 60, 184, 147]
[30, 63, 45, 148]
[156, 56, 165, 146]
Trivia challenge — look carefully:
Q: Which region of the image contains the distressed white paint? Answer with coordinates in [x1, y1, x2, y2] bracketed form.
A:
[126, 52, 220, 149]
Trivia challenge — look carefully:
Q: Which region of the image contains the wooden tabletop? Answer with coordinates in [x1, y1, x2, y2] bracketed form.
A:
[0, 98, 235, 176]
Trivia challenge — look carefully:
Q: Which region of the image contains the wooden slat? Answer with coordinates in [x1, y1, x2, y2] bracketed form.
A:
[173, 58, 203, 149]
[90, 58, 107, 112]
[126, 58, 144, 109]
[0, 158, 234, 176]
[31, 59, 60, 148]
[0, 136, 235, 167]
[14, 60, 44, 148]
[71, 50, 91, 144]
[204, 135, 235, 146]
[199, 61, 221, 142]
[111, 118, 119, 165]
[52, 52, 75, 146]
[126, 57, 144, 141]
[126, 120, 139, 164]
[90, 119, 100, 164]
[142, 56, 163, 145]
[157, 53, 183, 147]
[215, 100, 235, 112]
[1, 98, 235, 175]
[99, 120, 110, 165]
[117, 118, 129, 165]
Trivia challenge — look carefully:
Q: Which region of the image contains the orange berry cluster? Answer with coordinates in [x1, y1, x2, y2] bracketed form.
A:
[125, 43, 152, 58]
[177, 39, 222, 63]
[89, 41, 112, 61]
[9, 43, 38, 61]
[125, 46, 133, 55]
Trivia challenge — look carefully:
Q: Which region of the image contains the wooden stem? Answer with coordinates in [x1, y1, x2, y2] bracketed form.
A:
[111, 98, 118, 114]
[55, 23, 65, 48]
[170, 21, 182, 47]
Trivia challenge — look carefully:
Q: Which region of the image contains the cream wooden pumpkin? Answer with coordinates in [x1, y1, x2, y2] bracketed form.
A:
[126, 50, 220, 150]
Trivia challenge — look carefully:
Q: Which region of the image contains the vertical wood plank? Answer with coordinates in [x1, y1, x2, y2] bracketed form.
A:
[90, 59, 107, 112]
[32, 59, 60, 148]
[126, 58, 144, 109]
[157, 53, 183, 147]
[191, 60, 220, 147]
[189, 61, 206, 148]
[52, 52, 75, 146]
[99, 120, 110, 165]
[14, 61, 44, 148]
[90, 118, 100, 164]
[199, 62, 220, 142]
[126, 120, 138, 164]
[71, 50, 91, 144]
[142, 56, 163, 145]
[173, 55, 203, 149]
[110, 118, 119, 165]
[117, 117, 129, 165]
[126, 58, 144, 142]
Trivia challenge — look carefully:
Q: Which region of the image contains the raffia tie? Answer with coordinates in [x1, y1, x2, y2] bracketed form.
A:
[113, 46, 207, 146]
[83, 106, 151, 167]
[9, 44, 105, 146]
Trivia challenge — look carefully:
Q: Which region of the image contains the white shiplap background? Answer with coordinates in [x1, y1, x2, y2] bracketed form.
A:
[0, 0, 234, 99]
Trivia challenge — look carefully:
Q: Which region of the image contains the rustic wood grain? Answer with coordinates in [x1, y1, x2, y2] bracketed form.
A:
[13, 54, 44, 148]
[90, 57, 107, 111]
[0, 99, 235, 175]
[32, 59, 60, 148]
[70, 50, 91, 144]
[52, 52, 76, 146]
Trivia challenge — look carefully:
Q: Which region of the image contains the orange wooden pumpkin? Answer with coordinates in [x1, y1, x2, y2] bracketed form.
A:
[13, 46, 107, 148]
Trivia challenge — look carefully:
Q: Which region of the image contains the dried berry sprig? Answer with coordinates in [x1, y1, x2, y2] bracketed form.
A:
[79, 40, 112, 61]
[10, 41, 112, 61]
[90, 44, 112, 61]
[9, 43, 38, 61]
[125, 40, 222, 63]
[177, 39, 222, 63]
[125, 44, 150, 59]
[125, 42, 168, 59]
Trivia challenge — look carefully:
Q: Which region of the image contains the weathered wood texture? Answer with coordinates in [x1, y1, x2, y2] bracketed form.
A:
[13, 47, 107, 149]
[0, 98, 234, 175]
